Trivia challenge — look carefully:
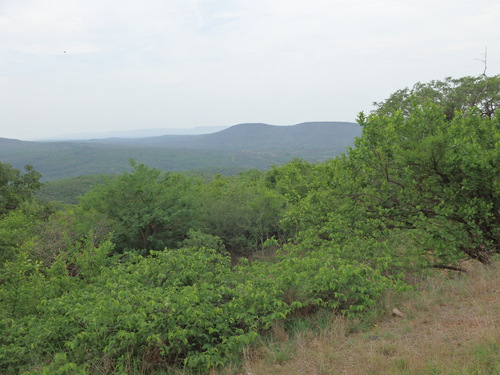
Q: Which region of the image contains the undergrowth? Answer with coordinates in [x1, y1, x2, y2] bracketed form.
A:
[240, 260, 500, 375]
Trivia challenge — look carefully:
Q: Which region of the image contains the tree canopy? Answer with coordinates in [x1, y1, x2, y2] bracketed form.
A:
[372, 74, 500, 120]
[355, 103, 500, 263]
[0, 162, 41, 216]
[80, 160, 197, 253]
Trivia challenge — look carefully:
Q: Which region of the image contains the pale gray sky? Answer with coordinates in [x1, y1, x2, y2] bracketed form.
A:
[1, 0, 499, 140]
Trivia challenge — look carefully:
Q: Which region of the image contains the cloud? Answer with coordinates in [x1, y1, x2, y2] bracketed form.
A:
[1, 0, 499, 139]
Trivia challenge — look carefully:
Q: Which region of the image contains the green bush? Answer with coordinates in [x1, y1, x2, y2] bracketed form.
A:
[1, 240, 403, 373]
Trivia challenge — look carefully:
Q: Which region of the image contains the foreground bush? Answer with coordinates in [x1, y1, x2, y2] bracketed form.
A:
[0, 238, 406, 373]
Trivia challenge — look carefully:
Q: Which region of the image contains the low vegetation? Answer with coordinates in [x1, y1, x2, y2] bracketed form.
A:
[1, 74, 499, 374]
[242, 260, 500, 375]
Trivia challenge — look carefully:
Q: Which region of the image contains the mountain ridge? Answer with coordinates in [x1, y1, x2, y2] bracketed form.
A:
[33, 125, 230, 141]
[0, 122, 360, 181]
[81, 121, 359, 151]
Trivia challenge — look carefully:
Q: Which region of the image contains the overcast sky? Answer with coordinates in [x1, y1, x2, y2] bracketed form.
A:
[1, 0, 499, 140]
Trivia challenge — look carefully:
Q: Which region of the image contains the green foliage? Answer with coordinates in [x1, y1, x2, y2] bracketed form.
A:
[354, 103, 500, 262]
[0, 200, 55, 267]
[80, 161, 197, 253]
[0, 209, 35, 265]
[0, 162, 41, 215]
[265, 159, 316, 205]
[373, 74, 500, 120]
[37, 174, 116, 205]
[2, 204, 109, 269]
[1, 241, 401, 373]
[181, 229, 226, 253]
[276, 77, 500, 265]
[0, 239, 115, 373]
[197, 171, 285, 255]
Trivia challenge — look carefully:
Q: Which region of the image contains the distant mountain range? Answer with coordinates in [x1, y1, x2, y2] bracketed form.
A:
[39, 126, 230, 140]
[0, 122, 360, 181]
[87, 122, 359, 151]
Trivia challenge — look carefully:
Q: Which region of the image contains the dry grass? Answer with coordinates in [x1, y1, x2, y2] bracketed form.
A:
[237, 260, 500, 375]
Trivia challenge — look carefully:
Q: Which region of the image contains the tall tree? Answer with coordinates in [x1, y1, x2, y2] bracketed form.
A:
[197, 171, 285, 255]
[372, 74, 500, 120]
[80, 161, 197, 252]
[353, 100, 500, 263]
[280, 75, 500, 264]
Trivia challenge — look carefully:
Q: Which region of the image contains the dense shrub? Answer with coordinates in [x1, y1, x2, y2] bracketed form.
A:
[1, 240, 405, 373]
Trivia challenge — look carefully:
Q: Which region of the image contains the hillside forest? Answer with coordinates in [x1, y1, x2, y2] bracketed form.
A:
[0, 122, 360, 181]
[1, 74, 500, 374]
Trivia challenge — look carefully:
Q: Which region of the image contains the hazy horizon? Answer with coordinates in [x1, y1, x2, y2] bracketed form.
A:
[30, 124, 232, 141]
[5, 121, 359, 142]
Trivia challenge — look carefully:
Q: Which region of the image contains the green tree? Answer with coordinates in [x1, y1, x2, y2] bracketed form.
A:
[0, 209, 35, 266]
[197, 171, 285, 255]
[372, 74, 500, 120]
[352, 102, 500, 263]
[278, 75, 500, 265]
[80, 161, 197, 252]
[265, 159, 315, 205]
[0, 163, 41, 216]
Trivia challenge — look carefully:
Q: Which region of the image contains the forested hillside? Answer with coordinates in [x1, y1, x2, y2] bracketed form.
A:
[0, 122, 359, 181]
[1, 75, 499, 374]
[86, 122, 359, 151]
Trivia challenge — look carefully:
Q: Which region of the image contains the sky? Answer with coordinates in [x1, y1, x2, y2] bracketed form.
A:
[1, 0, 499, 140]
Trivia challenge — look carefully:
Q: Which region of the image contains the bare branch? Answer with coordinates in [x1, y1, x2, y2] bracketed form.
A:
[464, 47, 489, 117]
[432, 264, 466, 272]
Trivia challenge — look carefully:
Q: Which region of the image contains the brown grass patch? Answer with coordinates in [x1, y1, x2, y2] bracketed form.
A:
[239, 260, 500, 375]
